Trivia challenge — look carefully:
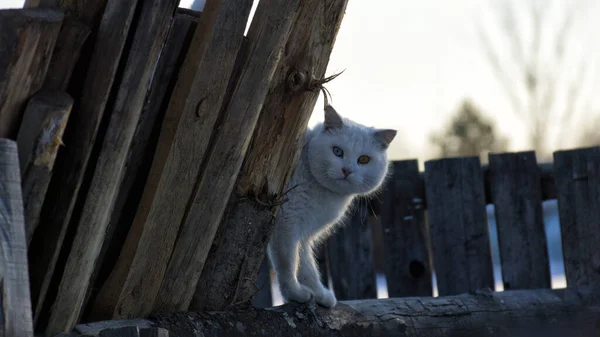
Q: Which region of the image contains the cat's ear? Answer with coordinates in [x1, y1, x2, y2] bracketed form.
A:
[374, 129, 397, 149]
[324, 105, 344, 130]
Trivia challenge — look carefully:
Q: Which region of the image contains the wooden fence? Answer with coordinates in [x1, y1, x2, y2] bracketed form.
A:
[250, 150, 599, 308]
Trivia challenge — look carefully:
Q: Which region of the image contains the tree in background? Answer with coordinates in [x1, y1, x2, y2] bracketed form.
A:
[430, 99, 508, 160]
[477, 0, 600, 158]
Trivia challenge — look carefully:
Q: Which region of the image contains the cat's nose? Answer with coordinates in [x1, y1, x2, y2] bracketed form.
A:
[342, 167, 352, 177]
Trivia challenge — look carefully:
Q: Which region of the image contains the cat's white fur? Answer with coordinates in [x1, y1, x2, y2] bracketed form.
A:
[268, 105, 396, 308]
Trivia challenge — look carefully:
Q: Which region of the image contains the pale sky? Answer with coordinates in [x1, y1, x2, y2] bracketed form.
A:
[3, 0, 599, 162]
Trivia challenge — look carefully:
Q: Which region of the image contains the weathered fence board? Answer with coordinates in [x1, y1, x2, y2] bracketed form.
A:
[45, 0, 180, 333]
[191, 0, 349, 311]
[0, 140, 34, 336]
[28, 0, 139, 326]
[380, 160, 432, 297]
[327, 202, 377, 300]
[553, 147, 600, 288]
[16, 91, 73, 244]
[0, 8, 63, 139]
[105, 0, 253, 319]
[488, 151, 551, 290]
[424, 157, 494, 296]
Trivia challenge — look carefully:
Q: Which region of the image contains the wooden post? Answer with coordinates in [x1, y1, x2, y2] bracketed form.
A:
[190, 0, 349, 311]
[553, 147, 600, 288]
[95, 0, 254, 320]
[27, 0, 139, 328]
[488, 151, 551, 290]
[16, 91, 73, 244]
[424, 157, 494, 296]
[86, 12, 199, 323]
[327, 202, 377, 300]
[44, 0, 179, 333]
[251, 259, 273, 308]
[0, 8, 63, 139]
[380, 160, 432, 297]
[0, 139, 34, 336]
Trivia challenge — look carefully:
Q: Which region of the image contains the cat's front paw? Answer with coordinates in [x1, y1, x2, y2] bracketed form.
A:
[314, 288, 337, 308]
[280, 282, 312, 304]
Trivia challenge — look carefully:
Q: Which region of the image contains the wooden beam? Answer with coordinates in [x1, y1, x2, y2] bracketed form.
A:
[44, 0, 180, 334]
[424, 157, 494, 296]
[191, 0, 349, 311]
[0, 139, 34, 336]
[73, 287, 600, 337]
[97, 0, 253, 320]
[16, 90, 73, 244]
[0, 8, 63, 139]
[27, 0, 139, 328]
[488, 151, 551, 290]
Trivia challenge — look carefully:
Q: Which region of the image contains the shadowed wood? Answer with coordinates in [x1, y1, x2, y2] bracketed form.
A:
[424, 157, 494, 296]
[380, 160, 432, 297]
[16, 91, 73, 244]
[191, 0, 349, 311]
[327, 202, 377, 300]
[488, 151, 551, 290]
[25, 0, 109, 28]
[0, 8, 63, 139]
[251, 258, 273, 308]
[103, 0, 253, 319]
[0, 140, 34, 336]
[553, 147, 600, 288]
[44, 0, 180, 333]
[27, 0, 139, 327]
[99, 326, 139, 337]
[153, 0, 302, 313]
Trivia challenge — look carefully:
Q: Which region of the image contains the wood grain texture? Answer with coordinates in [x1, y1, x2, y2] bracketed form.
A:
[327, 202, 377, 300]
[28, 0, 109, 28]
[488, 151, 551, 290]
[191, 0, 349, 311]
[44, 0, 179, 334]
[16, 91, 73, 245]
[553, 147, 600, 288]
[424, 157, 494, 296]
[27, 0, 139, 327]
[0, 8, 63, 139]
[153, 0, 301, 313]
[107, 0, 253, 319]
[86, 13, 198, 323]
[380, 160, 432, 297]
[0, 139, 34, 337]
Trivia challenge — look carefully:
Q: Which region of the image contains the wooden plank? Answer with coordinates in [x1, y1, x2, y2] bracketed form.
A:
[327, 202, 377, 300]
[251, 258, 273, 308]
[27, 0, 139, 327]
[380, 160, 432, 297]
[0, 139, 34, 336]
[86, 13, 199, 323]
[43, 18, 91, 90]
[424, 157, 494, 296]
[105, 0, 254, 320]
[190, 0, 349, 311]
[44, 0, 179, 334]
[152, 0, 302, 313]
[0, 8, 63, 139]
[553, 146, 600, 288]
[488, 151, 551, 290]
[26, 0, 109, 28]
[16, 90, 73, 244]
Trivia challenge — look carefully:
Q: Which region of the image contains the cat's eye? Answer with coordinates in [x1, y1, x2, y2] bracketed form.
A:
[358, 155, 370, 164]
[332, 146, 344, 157]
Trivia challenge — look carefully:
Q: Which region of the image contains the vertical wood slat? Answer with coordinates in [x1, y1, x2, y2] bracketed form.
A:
[251, 258, 273, 308]
[0, 8, 63, 139]
[45, 0, 180, 333]
[16, 91, 73, 244]
[424, 157, 494, 296]
[0, 139, 34, 336]
[380, 160, 432, 297]
[327, 201, 377, 300]
[488, 152, 551, 290]
[553, 147, 600, 288]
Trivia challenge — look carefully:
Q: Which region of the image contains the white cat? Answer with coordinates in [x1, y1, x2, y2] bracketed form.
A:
[268, 104, 396, 308]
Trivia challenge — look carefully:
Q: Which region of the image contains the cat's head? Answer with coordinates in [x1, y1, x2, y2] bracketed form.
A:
[306, 105, 396, 196]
